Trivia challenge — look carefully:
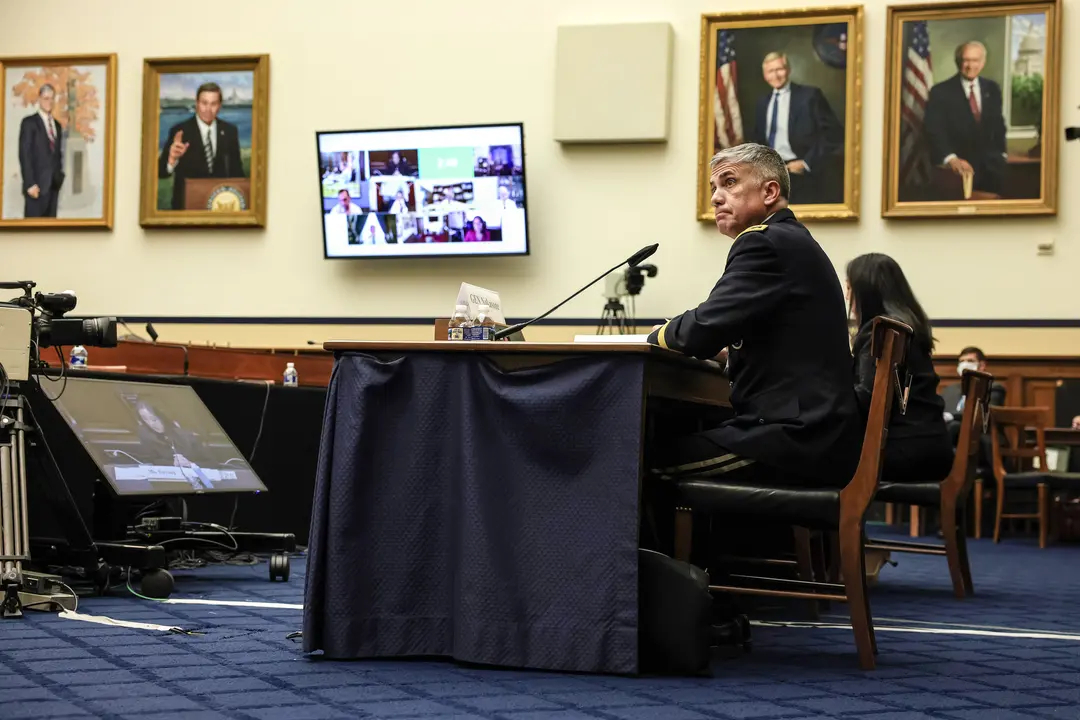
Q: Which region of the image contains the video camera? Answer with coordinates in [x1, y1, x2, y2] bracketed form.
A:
[604, 264, 659, 300]
[0, 280, 117, 381]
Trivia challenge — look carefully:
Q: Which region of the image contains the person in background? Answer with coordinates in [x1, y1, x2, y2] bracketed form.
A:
[464, 216, 490, 242]
[388, 190, 409, 214]
[330, 188, 361, 214]
[846, 253, 952, 485]
[384, 150, 413, 176]
[941, 346, 1006, 428]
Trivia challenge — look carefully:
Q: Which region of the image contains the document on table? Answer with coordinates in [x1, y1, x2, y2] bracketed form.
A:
[572, 334, 651, 343]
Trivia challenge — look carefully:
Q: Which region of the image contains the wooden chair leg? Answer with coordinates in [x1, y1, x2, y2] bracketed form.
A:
[839, 521, 876, 670]
[941, 499, 970, 599]
[993, 482, 1005, 543]
[973, 479, 983, 539]
[909, 505, 921, 537]
[810, 530, 831, 611]
[793, 527, 819, 620]
[1038, 484, 1049, 549]
[884, 502, 895, 525]
[674, 508, 693, 562]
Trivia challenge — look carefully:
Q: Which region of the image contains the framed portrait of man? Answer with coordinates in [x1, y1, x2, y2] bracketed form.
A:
[0, 54, 117, 229]
[139, 54, 269, 228]
[882, 0, 1061, 217]
[697, 7, 863, 221]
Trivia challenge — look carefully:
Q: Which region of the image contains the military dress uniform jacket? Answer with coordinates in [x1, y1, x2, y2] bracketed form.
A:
[647, 208, 862, 484]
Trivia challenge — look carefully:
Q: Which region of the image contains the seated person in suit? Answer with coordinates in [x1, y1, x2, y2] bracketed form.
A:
[846, 253, 952, 485]
[941, 346, 1005, 474]
[647, 143, 862, 488]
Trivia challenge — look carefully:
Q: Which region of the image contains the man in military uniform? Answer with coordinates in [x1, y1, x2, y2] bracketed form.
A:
[648, 143, 861, 487]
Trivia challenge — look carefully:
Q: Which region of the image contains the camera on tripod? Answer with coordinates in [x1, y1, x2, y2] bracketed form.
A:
[603, 264, 658, 300]
[0, 280, 117, 381]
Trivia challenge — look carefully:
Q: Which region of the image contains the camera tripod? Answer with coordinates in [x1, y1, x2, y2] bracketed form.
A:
[597, 298, 632, 334]
[0, 394, 31, 617]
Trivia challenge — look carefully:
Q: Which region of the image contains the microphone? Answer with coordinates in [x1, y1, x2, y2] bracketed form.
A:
[492, 243, 659, 341]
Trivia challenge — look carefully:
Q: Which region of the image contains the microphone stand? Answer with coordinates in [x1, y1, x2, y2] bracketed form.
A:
[493, 244, 658, 341]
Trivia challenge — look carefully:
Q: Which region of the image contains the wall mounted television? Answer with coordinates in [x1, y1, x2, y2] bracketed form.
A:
[316, 122, 529, 259]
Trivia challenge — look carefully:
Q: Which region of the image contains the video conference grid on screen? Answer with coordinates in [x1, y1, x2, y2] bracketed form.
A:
[49, 377, 267, 497]
[318, 124, 528, 258]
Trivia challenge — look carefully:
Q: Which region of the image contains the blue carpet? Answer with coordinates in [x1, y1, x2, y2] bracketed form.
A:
[2, 532, 1079, 719]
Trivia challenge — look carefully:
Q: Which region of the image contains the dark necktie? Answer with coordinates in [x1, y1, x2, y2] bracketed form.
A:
[46, 117, 55, 151]
[968, 85, 981, 123]
[767, 91, 780, 148]
[204, 128, 214, 173]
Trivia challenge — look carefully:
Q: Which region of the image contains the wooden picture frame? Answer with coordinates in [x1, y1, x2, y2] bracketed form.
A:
[697, 7, 863, 222]
[881, 0, 1061, 218]
[0, 53, 117, 229]
[139, 54, 269, 228]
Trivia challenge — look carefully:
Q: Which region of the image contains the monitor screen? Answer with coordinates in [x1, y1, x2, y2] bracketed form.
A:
[317, 123, 529, 259]
[47, 376, 267, 496]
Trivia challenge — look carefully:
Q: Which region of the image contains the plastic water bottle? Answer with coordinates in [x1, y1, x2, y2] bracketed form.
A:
[283, 362, 298, 387]
[473, 305, 497, 341]
[448, 304, 469, 341]
[70, 345, 88, 368]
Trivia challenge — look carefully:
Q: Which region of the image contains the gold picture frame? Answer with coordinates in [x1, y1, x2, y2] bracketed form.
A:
[697, 7, 863, 222]
[0, 53, 117, 229]
[881, 0, 1061, 218]
[139, 54, 269, 228]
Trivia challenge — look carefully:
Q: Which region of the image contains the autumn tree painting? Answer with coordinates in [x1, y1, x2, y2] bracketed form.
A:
[11, 67, 100, 142]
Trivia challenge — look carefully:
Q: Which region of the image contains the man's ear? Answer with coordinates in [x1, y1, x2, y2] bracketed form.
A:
[763, 179, 782, 205]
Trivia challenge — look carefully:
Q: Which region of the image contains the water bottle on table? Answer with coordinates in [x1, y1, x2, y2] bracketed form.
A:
[70, 345, 88, 368]
[466, 305, 497, 341]
[283, 362, 298, 387]
[448, 304, 470, 341]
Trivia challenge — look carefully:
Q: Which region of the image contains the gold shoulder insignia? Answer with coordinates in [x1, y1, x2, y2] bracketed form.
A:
[736, 224, 769, 239]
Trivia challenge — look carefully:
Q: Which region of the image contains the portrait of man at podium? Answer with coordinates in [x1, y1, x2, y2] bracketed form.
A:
[139, 55, 269, 227]
[156, 80, 245, 210]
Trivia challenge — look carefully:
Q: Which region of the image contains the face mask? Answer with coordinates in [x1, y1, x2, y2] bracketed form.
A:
[957, 360, 980, 376]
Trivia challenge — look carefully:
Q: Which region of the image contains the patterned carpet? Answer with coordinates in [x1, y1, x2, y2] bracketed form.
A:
[3, 531, 1079, 720]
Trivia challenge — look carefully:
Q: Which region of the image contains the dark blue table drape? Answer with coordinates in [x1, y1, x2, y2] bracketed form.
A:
[303, 352, 646, 673]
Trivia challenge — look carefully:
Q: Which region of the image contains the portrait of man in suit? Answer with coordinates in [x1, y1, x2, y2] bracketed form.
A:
[699, 13, 858, 221]
[157, 80, 246, 210]
[17, 82, 64, 218]
[751, 52, 844, 205]
[923, 41, 1008, 197]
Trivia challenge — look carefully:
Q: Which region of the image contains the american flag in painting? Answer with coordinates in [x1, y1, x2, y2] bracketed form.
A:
[899, 20, 933, 185]
[714, 30, 744, 149]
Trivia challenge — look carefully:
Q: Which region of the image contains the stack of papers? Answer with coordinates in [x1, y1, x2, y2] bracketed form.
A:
[572, 334, 651, 343]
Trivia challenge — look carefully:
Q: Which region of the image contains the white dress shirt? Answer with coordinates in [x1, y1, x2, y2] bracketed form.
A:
[167, 117, 217, 174]
[766, 85, 810, 172]
[941, 76, 1007, 166]
[39, 110, 57, 143]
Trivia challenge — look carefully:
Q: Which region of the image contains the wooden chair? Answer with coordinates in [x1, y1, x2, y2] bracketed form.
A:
[989, 407, 1080, 548]
[671, 316, 912, 671]
[866, 369, 993, 598]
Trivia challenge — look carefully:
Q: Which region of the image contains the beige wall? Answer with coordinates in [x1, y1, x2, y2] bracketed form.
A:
[3, 0, 1077, 352]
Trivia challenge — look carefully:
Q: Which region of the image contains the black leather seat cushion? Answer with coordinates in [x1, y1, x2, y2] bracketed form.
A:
[876, 481, 941, 506]
[1002, 471, 1080, 490]
[675, 478, 840, 530]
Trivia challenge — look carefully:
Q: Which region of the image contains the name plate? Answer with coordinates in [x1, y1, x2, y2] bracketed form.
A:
[456, 282, 506, 324]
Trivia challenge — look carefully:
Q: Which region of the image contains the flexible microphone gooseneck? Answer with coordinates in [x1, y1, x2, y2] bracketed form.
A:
[491, 243, 659, 341]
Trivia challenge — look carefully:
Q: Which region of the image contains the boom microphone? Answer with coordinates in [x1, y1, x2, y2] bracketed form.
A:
[492, 243, 659, 341]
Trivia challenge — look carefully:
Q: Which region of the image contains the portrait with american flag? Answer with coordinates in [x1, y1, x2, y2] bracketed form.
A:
[697, 8, 864, 222]
[882, 0, 1061, 218]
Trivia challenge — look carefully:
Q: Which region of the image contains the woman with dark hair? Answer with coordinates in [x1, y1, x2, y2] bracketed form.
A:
[463, 216, 489, 242]
[846, 252, 952, 484]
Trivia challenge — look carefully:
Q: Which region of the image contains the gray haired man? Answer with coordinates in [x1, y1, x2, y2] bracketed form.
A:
[648, 142, 861, 488]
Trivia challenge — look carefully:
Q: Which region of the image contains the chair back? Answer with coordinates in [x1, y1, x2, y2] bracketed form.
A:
[990, 406, 1051, 479]
[941, 369, 995, 498]
[840, 316, 913, 518]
